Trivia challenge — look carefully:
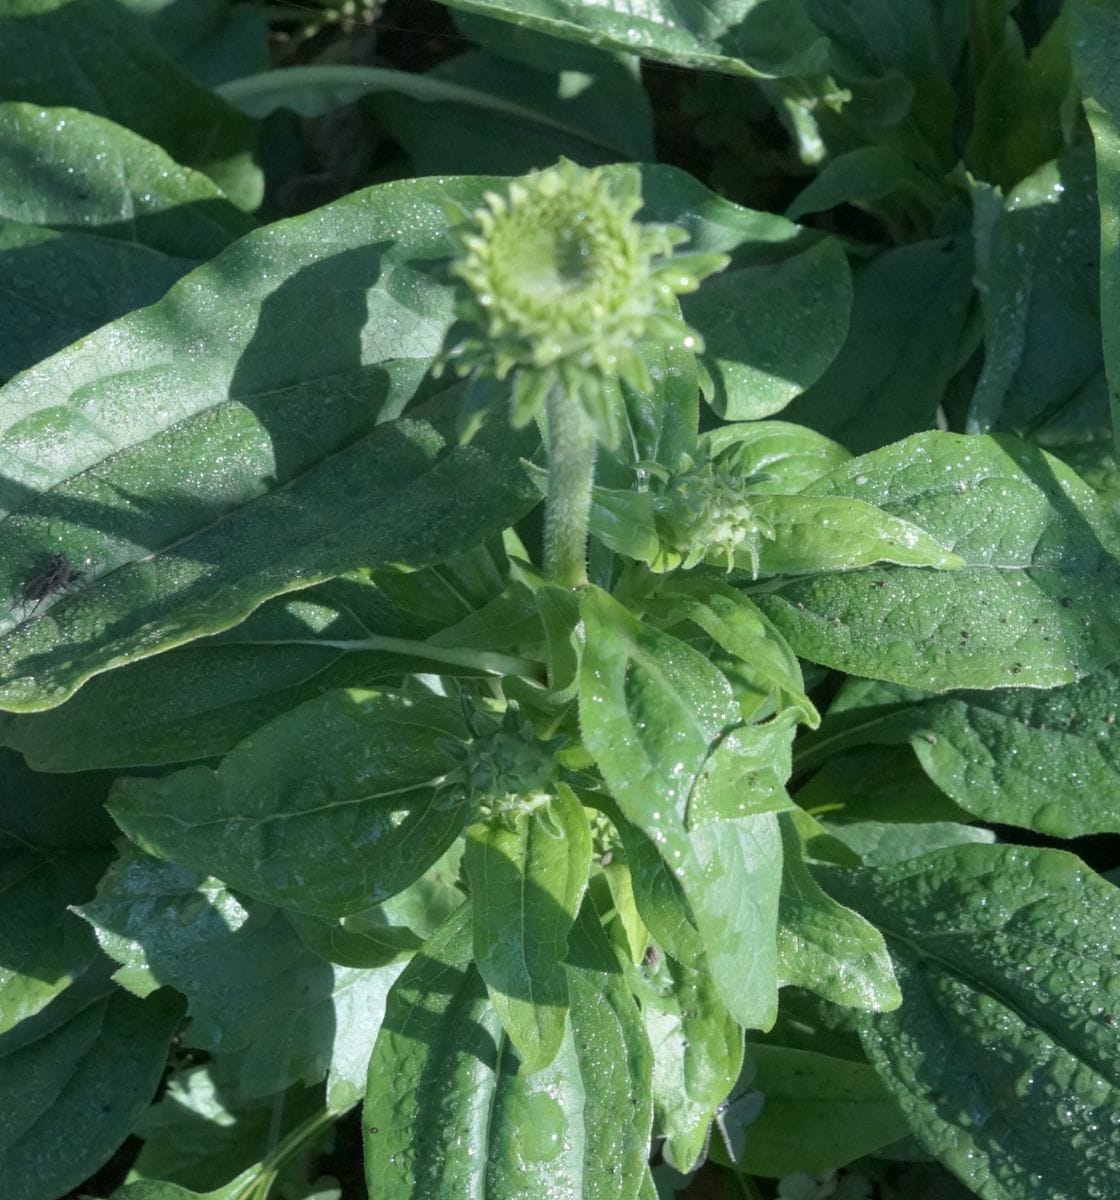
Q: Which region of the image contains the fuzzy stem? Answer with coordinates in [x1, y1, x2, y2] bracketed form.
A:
[543, 383, 596, 588]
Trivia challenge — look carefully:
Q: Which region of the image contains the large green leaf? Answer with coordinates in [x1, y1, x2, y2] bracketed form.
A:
[1071, 0, 1120, 451]
[466, 784, 591, 1072]
[906, 666, 1120, 836]
[0, 218, 192, 383]
[967, 146, 1105, 439]
[0, 389, 536, 714]
[821, 844, 1120, 1200]
[0, 843, 107, 1035]
[636, 949, 743, 1173]
[0, 172, 540, 713]
[580, 587, 784, 1029]
[965, 12, 1071, 192]
[108, 688, 470, 918]
[0, 751, 113, 1032]
[682, 238, 851, 419]
[781, 236, 975, 453]
[363, 901, 652, 1200]
[436, 0, 831, 80]
[0, 963, 184, 1200]
[75, 844, 405, 1105]
[729, 1044, 909, 1177]
[0, 574, 495, 771]
[806, 665, 1120, 837]
[0, 102, 254, 258]
[775, 815, 899, 1011]
[372, 45, 654, 175]
[755, 432, 1120, 690]
[0, 0, 260, 207]
[0, 746, 113, 849]
[128, 1066, 326, 1194]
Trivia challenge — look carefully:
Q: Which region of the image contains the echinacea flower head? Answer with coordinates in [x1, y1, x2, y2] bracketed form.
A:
[441, 159, 728, 445]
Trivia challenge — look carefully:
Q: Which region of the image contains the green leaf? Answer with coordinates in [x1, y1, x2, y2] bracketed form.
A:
[0, 746, 114, 849]
[128, 1066, 325, 1194]
[0, 843, 108, 1034]
[602, 803, 701, 969]
[591, 341, 701, 507]
[112, 1183, 214, 1200]
[821, 844, 1120, 1200]
[636, 950, 743, 1174]
[775, 815, 900, 1012]
[0, 751, 113, 1032]
[827, 820, 995, 867]
[682, 238, 852, 420]
[0, 564, 523, 772]
[0, 217, 193, 383]
[649, 580, 817, 727]
[795, 745, 973, 825]
[799, 0, 964, 171]
[363, 900, 652, 1200]
[288, 911, 421, 970]
[1072, 0, 1120, 453]
[465, 783, 592, 1072]
[108, 688, 470, 917]
[965, 13, 1072, 192]
[755, 432, 1120, 690]
[111, 1169, 271, 1200]
[967, 146, 1106, 439]
[883, 666, 1120, 837]
[375, 49, 653, 174]
[0, 0, 260, 207]
[0, 963, 185, 1200]
[752, 493, 964, 574]
[126, 0, 267, 88]
[728, 1044, 910, 1177]
[75, 844, 405, 1104]
[436, 0, 832, 81]
[0, 102, 254, 258]
[580, 588, 783, 1029]
[598, 854, 647, 964]
[700, 420, 851, 495]
[786, 146, 950, 225]
[0, 175, 540, 715]
[782, 237, 976, 453]
[0, 575, 493, 772]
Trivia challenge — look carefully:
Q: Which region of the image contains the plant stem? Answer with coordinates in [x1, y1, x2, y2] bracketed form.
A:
[284, 633, 539, 680]
[543, 383, 597, 588]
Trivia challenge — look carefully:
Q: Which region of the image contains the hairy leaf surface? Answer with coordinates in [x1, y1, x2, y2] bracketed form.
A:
[821, 844, 1120, 1200]
[756, 433, 1120, 689]
[363, 901, 652, 1200]
[109, 688, 470, 917]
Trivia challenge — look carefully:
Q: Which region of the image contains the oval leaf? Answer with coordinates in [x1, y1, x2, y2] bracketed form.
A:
[465, 783, 592, 1072]
[0, 965, 184, 1200]
[108, 688, 470, 917]
[821, 844, 1120, 1200]
[580, 587, 783, 1029]
[363, 901, 652, 1200]
[756, 432, 1120, 690]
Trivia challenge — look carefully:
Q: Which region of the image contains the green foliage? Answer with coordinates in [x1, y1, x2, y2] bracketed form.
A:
[1, 3, 1119, 1200]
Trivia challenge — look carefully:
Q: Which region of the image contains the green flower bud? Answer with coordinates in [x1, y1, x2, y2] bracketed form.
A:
[439, 159, 728, 446]
[434, 702, 565, 825]
[655, 455, 775, 578]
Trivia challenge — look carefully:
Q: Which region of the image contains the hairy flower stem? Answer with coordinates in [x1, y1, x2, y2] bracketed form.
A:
[544, 383, 597, 588]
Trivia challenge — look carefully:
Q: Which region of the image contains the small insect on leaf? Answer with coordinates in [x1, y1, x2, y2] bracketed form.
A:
[16, 551, 86, 621]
